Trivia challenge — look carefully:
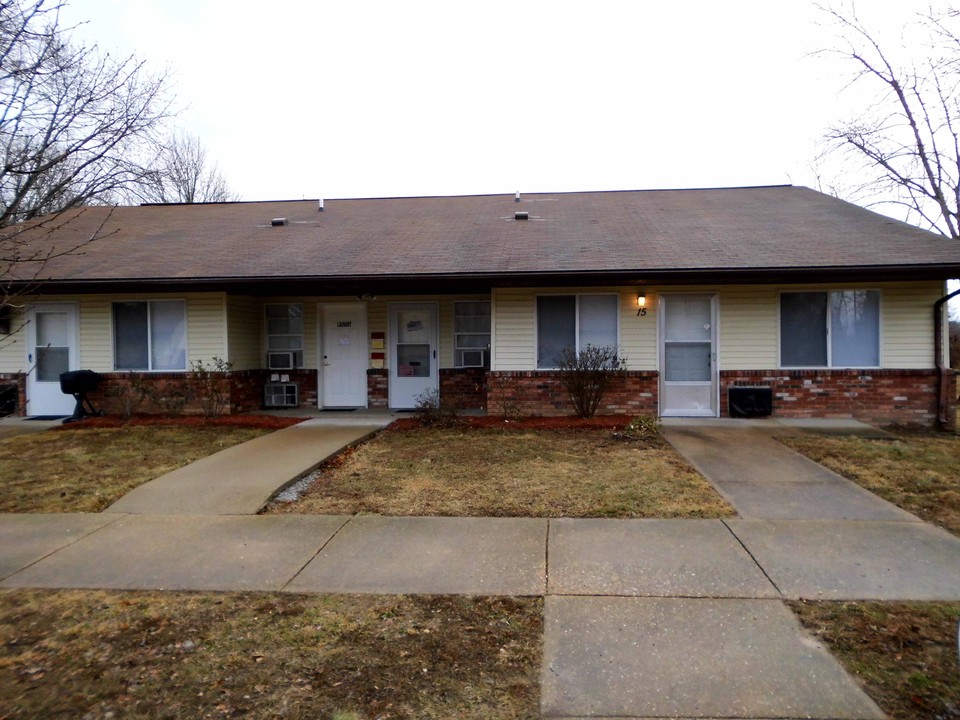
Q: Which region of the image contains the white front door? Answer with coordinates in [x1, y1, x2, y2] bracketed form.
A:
[320, 303, 368, 408]
[389, 302, 438, 409]
[26, 303, 79, 417]
[659, 294, 718, 417]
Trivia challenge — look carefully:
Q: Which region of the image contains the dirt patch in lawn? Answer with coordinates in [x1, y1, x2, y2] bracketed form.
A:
[780, 432, 960, 535]
[267, 426, 734, 518]
[0, 426, 271, 513]
[0, 589, 541, 720]
[789, 600, 960, 720]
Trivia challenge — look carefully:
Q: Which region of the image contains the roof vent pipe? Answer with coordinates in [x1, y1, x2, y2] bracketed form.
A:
[515, 191, 521, 202]
[318, 199, 324, 212]
[271, 217, 287, 227]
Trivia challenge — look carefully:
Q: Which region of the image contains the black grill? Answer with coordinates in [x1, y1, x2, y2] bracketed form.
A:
[59, 370, 102, 423]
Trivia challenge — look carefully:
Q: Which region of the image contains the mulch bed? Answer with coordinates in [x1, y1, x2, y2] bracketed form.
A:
[53, 415, 306, 431]
[387, 415, 633, 431]
[54, 413, 632, 432]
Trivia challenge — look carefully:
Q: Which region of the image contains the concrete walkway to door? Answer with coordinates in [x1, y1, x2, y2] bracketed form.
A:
[661, 417, 917, 521]
[106, 413, 397, 515]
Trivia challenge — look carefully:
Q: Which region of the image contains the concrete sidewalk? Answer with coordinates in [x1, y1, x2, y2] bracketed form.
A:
[4, 513, 956, 718]
[106, 417, 391, 515]
[662, 418, 918, 521]
[2, 416, 959, 719]
[4, 514, 957, 599]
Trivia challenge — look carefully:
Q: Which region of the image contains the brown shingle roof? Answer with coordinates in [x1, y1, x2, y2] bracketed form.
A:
[6, 186, 960, 292]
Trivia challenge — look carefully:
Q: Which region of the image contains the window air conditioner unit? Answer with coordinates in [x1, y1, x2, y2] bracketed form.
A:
[264, 382, 299, 408]
[267, 351, 294, 370]
[461, 350, 484, 368]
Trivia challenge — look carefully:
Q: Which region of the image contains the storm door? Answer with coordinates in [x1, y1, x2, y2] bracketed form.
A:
[659, 294, 718, 417]
[388, 302, 438, 409]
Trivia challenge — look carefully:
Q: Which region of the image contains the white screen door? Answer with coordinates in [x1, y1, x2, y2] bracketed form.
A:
[26, 303, 78, 416]
[320, 303, 368, 408]
[660, 294, 718, 417]
[389, 302, 438, 409]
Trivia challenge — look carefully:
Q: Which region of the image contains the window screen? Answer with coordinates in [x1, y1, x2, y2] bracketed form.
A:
[113, 301, 186, 371]
[780, 291, 879, 368]
[537, 294, 618, 368]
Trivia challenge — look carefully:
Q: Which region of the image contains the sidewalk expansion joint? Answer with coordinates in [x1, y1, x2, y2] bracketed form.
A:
[0, 513, 128, 582]
[279, 514, 355, 592]
[544, 518, 551, 595]
[544, 592, 788, 601]
[721, 518, 783, 596]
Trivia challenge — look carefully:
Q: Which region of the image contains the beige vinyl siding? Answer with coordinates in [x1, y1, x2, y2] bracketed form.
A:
[226, 295, 260, 370]
[493, 281, 946, 373]
[715, 287, 778, 370]
[0, 305, 27, 373]
[186, 294, 228, 363]
[77, 297, 111, 369]
[492, 287, 655, 371]
[620, 289, 657, 369]
[659, 282, 943, 371]
[3, 293, 227, 373]
[881, 283, 943, 368]
[492, 289, 535, 370]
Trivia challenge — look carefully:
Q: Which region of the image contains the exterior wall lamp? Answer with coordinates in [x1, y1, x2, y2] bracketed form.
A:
[636, 291, 647, 317]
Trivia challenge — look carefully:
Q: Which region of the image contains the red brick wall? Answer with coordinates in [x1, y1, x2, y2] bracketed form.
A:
[367, 369, 389, 409]
[486, 371, 658, 417]
[721, 370, 945, 426]
[440, 368, 487, 410]
[228, 369, 318, 413]
[85, 369, 319, 416]
[0, 373, 25, 416]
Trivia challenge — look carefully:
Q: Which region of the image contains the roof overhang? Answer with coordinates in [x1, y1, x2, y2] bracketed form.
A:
[8, 264, 960, 297]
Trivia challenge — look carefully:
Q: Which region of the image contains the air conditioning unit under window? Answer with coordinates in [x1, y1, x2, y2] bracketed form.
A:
[460, 350, 485, 368]
[267, 351, 294, 370]
[264, 382, 299, 408]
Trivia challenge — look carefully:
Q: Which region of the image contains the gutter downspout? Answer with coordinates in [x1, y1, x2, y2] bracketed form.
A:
[935, 287, 960, 430]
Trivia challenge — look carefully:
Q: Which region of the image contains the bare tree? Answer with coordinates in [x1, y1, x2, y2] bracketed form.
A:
[132, 130, 238, 204]
[1, 0, 172, 349]
[0, 0, 173, 227]
[819, 4, 960, 239]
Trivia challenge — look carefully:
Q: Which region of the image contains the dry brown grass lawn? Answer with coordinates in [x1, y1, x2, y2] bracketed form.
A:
[780, 432, 960, 535]
[268, 427, 734, 518]
[0, 427, 269, 513]
[790, 600, 960, 720]
[0, 589, 541, 720]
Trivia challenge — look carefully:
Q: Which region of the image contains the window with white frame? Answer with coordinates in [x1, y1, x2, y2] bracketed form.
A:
[537, 294, 619, 368]
[780, 290, 880, 368]
[113, 300, 187, 370]
[454, 301, 491, 367]
[265, 303, 304, 368]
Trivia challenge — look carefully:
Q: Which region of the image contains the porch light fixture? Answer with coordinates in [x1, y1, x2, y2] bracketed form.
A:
[636, 291, 647, 317]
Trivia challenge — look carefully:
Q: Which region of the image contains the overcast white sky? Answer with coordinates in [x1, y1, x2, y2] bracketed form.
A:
[57, 1, 926, 203]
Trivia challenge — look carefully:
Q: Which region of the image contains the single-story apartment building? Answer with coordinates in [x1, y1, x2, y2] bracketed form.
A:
[1, 185, 959, 426]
